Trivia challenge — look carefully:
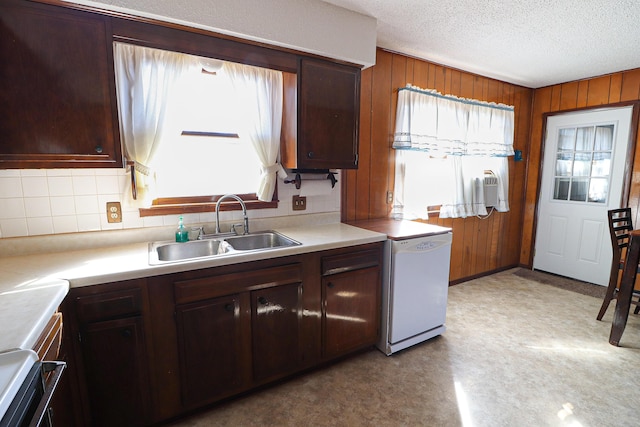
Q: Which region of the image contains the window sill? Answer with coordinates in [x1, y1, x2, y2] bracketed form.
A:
[139, 194, 277, 217]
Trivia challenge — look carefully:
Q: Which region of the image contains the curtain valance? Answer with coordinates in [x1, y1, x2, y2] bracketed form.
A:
[393, 84, 515, 157]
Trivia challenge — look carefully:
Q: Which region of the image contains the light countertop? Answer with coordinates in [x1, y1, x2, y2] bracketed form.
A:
[0, 222, 386, 353]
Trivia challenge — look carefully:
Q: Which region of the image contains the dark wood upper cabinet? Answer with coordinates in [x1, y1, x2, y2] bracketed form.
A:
[0, 0, 122, 168]
[282, 58, 361, 170]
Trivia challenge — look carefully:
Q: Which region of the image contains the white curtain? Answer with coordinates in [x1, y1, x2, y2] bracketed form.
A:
[224, 62, 286, 202]
[113, 42, 197, 202]
[392, 84, 514, 219]
[438, 157, 509, 218]
[393, 84, 515, 156]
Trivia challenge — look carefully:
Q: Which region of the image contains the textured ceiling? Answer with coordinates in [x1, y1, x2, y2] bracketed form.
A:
[323, 0, 640, 88]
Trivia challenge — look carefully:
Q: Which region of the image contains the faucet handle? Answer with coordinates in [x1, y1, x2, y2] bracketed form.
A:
[191, 226, 205, 240]
[231, 223, 244, 235]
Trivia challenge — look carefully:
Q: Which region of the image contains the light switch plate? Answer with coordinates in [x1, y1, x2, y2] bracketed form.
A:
[106, 201, 122, 223]
[292, 195, 307, 211]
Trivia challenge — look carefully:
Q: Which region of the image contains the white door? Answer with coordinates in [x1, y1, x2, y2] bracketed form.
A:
[533, 106, 633, 286]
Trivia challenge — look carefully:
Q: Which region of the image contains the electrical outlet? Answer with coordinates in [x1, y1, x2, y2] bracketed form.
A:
[292, 195, 307, 211]
[387, 191, 393, 204]
[106, 201, 122, 223]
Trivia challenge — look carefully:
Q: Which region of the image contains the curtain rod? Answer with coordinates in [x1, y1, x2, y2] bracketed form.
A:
[399, 84, 514, 112]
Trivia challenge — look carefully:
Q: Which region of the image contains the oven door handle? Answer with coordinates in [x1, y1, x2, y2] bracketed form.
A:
[28, 361, 66, 427]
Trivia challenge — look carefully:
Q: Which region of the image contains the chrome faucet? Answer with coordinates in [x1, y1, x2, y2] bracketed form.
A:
[215, 194, 249, 235]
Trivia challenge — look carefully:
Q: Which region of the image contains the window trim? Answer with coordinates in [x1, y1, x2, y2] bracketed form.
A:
[139, 192, 278, 217]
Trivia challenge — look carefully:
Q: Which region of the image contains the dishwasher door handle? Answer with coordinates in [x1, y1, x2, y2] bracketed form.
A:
[28, 361, 66, 427]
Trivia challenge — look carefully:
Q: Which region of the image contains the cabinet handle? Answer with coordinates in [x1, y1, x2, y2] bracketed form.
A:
[224, 303, 234, 312]
[95, 144, 103, 154]
[327, 282, 334, 289]
[121, 328, 132, 338]
[258, 296, 268, 305]
[307, 151, 314, 158]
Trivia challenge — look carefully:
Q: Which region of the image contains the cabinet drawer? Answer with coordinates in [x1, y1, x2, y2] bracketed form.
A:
[175, 263, 302, 305]
[32, 312, 63, 361]
[75, 288, 142, 323]
[322, 249, 380, 276]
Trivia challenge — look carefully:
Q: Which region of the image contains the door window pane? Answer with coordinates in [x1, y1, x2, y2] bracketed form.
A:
[594, 125, 613, 151]
[554, 178, 570, 200]
[555, 152, 573, 176]
[572, 152, 592, 176]
[588, 178, 608, 203]
[575, 126, 594, 151]
[558, 128, 576, 150]
[552, 124, 614, 204]
[569, 178, 589, 202]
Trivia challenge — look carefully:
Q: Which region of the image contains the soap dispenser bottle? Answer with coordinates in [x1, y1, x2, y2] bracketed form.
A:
[175, 215, 189, 242]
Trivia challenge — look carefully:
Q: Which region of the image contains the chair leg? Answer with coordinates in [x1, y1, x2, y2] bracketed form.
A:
[597, 266, 621, 321]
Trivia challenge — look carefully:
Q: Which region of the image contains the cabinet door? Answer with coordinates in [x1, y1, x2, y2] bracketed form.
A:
[297, 58, 360, 169]
[176, 294, 250, 407]
[0, 0, 122, 168]
[251, 283, 303, 382]
[79, 316, 150, 427]
[322, 267, 380, 359]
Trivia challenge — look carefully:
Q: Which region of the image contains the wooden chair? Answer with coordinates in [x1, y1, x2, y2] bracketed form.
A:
[597, 208, 640, 320]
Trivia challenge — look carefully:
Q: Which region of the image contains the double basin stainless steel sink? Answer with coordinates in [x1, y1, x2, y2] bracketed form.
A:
[149, 230, 301, 264]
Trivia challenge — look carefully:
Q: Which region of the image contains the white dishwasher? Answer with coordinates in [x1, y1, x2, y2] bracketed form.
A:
[349, 219, 452, 355]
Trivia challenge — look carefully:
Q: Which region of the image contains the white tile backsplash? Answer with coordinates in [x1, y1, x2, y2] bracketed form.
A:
[74, 195, 100, 215]
[50, 196, 77, 216]
[27, 217, 54, 236]
[77, 213, 101, 232]
[0, 168, 341, 238]
[1, 218, 28, 238]
[22, 177, 49, 197]
[0, 178, 24, 198]
[0, 198, 26, 219]
[48, 176, 74, 197]
[24, 197, 52, 218]
[52, 216, 79, 234]
[72, 176, 98, 195]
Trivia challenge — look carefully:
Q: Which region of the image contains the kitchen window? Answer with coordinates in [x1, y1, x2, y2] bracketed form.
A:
[392, 85, 514, 219]
[113, 42, 287, 216]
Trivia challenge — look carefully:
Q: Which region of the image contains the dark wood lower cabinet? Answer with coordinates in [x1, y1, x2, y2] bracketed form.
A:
[176, 294, 250, 407]
[62, 243, 382, 425]
[251, 283, 303, 382]
[80, 316, 150, 427]
[323, 267, 381, 359]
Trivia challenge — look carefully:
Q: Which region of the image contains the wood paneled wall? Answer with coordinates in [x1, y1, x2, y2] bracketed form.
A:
[520, 69, 640, 267]
[341, 48, 534, 283]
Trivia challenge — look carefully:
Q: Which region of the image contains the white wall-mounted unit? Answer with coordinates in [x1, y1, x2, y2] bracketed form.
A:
[483, 171, 499, 207]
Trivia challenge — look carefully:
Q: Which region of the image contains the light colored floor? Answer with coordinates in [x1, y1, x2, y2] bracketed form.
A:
[167, 268, 640, 427]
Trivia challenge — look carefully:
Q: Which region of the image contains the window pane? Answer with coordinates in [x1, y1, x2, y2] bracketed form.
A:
[572, 152, 592, 176]
[555, 152, 573, 176]
[558, 128, 575, 150]
[569, 178, 588, 201]
[588, 178, 608, 203]
[591, 153, 611, 177]
[575, 126, 594, 151]
[594, 125, 613, 151]
[142, 56, 276, 200]
[554, 178, 570, 200]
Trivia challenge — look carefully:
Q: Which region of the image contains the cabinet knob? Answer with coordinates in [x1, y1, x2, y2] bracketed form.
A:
[95, 144, 103, 154]
[327, 282, 334, 289]
[307, 151, 314, 158]
[258, 296, 268, 305]
[224, 303, 234, 312]
[121, 328, 132, 338]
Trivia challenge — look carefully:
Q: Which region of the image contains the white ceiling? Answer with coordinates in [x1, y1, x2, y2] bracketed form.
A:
[322, 0, 640, 88]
